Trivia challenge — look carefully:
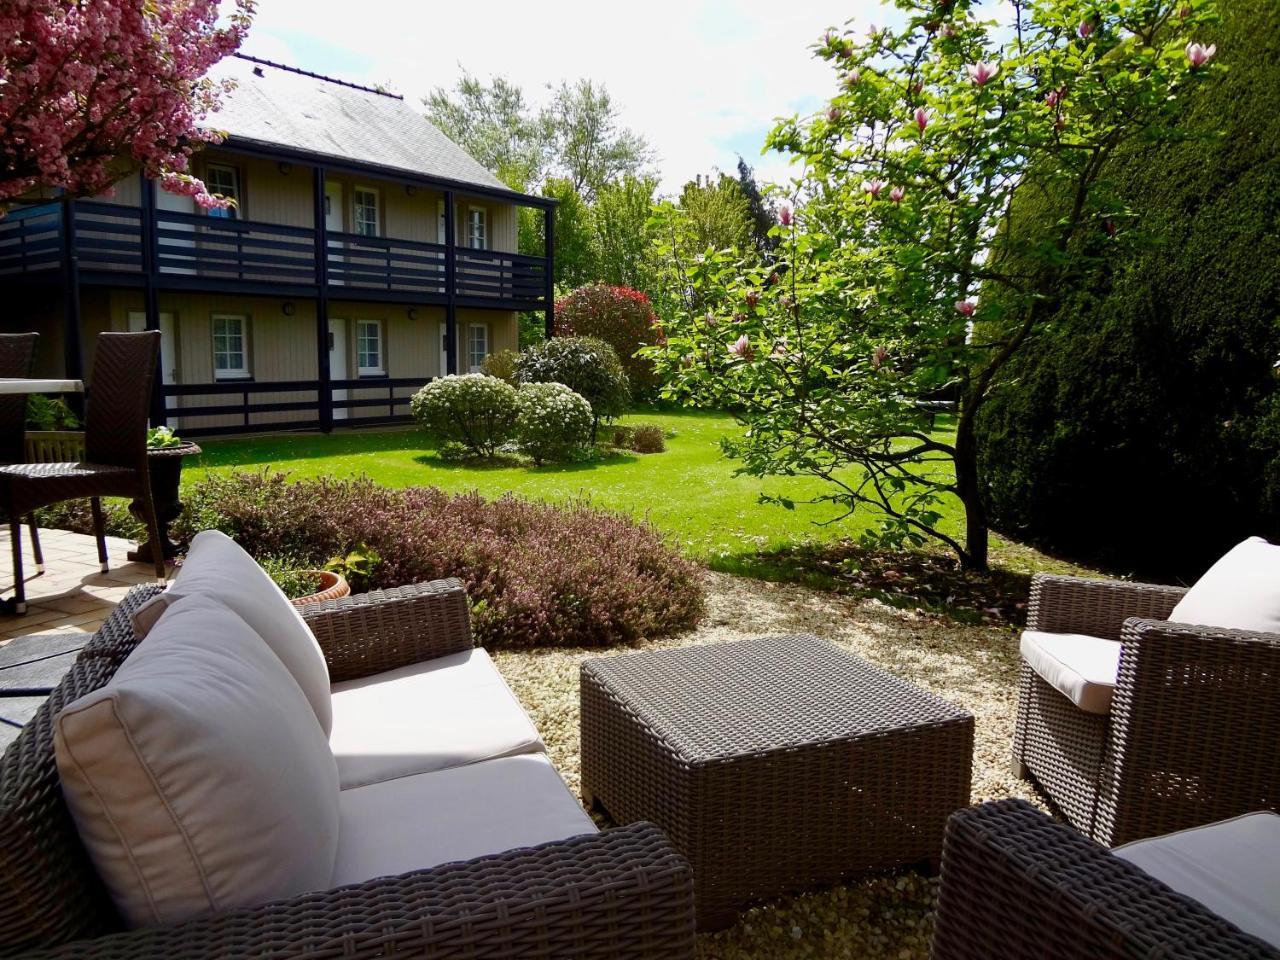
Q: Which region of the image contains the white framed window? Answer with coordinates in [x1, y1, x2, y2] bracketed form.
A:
[354, 187, 380, 237]
[212, 314, 249, 379]
[467, 323, 488, 373]
[357, 319, 385, 376]
[205, 164, 241, 219]
[467, 206, 487, 250]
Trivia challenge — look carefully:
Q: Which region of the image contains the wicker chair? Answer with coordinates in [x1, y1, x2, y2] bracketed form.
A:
[0, 580, 696, 960]
[1013, 573, 1280, 847]
[0, 333, 44, 577]
[930, 799, 1277, 959]
[0, 332, 165, 614]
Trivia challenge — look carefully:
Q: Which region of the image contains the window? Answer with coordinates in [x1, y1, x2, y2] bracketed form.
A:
[437, 199, 447, 244]
[354, 187, 380, 237]
[357, 319, 384, 376]
[212, 315, 249, 379]
[467, 207, 487, 250]
[468, 324, 488, 373]
[205, 164, 240, 219]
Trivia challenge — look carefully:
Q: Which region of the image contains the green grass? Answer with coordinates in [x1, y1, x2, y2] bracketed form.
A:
[189, 408, 966, 565]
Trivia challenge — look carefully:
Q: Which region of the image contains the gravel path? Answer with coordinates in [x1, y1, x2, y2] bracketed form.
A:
[491, 569, 1046, 960]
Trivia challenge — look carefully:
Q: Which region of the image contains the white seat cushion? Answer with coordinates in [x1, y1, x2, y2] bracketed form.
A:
[1170, 537, 1280, 634]
[1115, 811, 1280, 948]
[55, 594, 340, 929]
[329, 647, 544, 789]
[331, 753, 595, 887]
[167, 530, 333, 734]
[1020, 630, 1121, 715]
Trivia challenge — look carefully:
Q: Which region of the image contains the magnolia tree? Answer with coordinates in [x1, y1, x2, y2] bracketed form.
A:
[650, 0, 1220, 569]
[0, 0, 255, 208]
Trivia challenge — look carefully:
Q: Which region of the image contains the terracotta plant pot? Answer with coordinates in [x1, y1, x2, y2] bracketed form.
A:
[290, 570, 350, 607]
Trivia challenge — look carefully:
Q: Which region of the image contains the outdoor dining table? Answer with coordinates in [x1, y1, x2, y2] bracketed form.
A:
[0, 378, 82, 395]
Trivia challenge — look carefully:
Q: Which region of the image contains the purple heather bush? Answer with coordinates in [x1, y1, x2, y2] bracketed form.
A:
[167, 470, 703, 648]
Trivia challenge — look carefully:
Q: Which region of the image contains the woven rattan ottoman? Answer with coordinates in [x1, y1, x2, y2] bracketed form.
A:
[580, 634, 974, 930]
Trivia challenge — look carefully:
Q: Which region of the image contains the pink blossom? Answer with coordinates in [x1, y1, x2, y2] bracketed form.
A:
[732, 312, 747, 324]
[1185, 42, 1216, 68]
[844, 68, 862, 87]
[745, 290, 760, 309]
[1045, 88, 1064, 108]
[1077, 19, 1094, 38]
[914, 107, 930, 132]
[871, 345, 889, 369]
[1177, 5, 1192, 19]
[773, 338, 790, 356]
[941, 23, 957, 38]
[966, 61, 1000, 86]
[889, 186, 906, 203]
[827, 106, 843, 122]
[729, 335, 755, 360]
[862, 178, 888, 198]
[778, 205, 794, 227]
[955, 299, 976, 317]
[704, 311, 718, 328]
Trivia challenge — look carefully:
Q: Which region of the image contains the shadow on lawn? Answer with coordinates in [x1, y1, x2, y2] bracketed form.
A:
[412, 449, 640, 473]
[194, 428, 429, 468]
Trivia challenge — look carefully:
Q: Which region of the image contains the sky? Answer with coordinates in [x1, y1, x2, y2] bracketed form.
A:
[235, 0, 902, 195]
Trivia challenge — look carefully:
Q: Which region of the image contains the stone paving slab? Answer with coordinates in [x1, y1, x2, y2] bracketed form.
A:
[0, 697, 46, 752]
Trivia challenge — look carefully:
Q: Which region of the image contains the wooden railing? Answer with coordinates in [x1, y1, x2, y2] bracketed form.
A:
[0, 204, 64, 276]
[326, 231, 447, 292]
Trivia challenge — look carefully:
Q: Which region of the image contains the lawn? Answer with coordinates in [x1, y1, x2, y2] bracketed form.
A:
[189, 408, 967, 565]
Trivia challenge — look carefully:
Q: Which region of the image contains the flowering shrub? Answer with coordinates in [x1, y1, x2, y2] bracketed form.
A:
[628, 425, 666, 454]
[514, 336, 630, 441]
[410, 374, 517, 458]
[514, 382, 593, 464]
[554, 285, 664, 395]
[169, 470, 704, 649]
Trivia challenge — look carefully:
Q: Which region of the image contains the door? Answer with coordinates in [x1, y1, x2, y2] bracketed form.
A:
[127, 312, 176, 426]
[325, 182, 344, 285]
[329, 317, 348, 420]
[155, 188, 195, 276]
[439, 323, 449, 378]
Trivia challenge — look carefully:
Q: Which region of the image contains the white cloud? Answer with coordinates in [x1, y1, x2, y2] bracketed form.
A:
[239, 0, 896, 194]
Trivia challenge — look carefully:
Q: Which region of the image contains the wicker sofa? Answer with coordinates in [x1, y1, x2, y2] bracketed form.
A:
[0, 533, 695, 959]
[1013, 540, 1280, 847]
[931, 800, 1278, 959]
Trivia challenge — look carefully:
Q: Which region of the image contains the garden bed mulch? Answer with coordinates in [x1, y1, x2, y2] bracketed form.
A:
[492, 569, 1048, 960]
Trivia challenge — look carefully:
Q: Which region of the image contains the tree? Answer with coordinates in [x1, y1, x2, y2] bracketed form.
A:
[0, 0, 254, 208]
[546, 79, 653, 201]
[736, 157, 779, 258]
[554, 284, 664, 395]
[542, 176, 594, 289]
[424, 72, 552, 190]
[677, 173, 752, 254]
[589, 174, 660, 291]
[650, 0, 1221, 570]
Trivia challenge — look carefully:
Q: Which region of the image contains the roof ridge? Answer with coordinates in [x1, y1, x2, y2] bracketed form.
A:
[232, 53, 403, 101]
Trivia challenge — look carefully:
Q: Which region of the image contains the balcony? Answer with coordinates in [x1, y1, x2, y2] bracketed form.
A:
[0, 200, 550, 310]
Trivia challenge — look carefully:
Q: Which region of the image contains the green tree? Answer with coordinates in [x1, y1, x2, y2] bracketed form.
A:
[650, 0, 1222, 570]
[590, 174, 660, 290]
[736, 157, 779, 258]
[546, 79, 653, 201]
[542, 176, 594, 289]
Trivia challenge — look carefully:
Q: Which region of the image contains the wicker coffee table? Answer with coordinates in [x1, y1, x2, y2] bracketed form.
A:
[580, 635, 974, 930]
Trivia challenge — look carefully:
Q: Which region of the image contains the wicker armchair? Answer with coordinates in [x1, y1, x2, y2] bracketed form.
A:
[1013, 573, 1280, 847]
[0, 333, 44, 578]
[0, 332, 166, 614]
[930, 800, 1276, 960]
[0, 581, 696, 960]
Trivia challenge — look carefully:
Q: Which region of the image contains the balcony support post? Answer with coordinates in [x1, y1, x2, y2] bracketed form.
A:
[139, 175, 166, 427]
[443, 189, 458, 375]
[544, 203, 555, 339]
[314, 166, 333, 432]
[58, 196, 85, 417]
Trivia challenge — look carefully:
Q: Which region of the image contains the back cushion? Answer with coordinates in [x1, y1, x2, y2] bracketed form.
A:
[1170, 537, 1280, 634]
[54, 593, 340, 929]
[169, 530, 332, 734]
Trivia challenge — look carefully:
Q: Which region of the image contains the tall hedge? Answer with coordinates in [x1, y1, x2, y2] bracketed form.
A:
[975, 0, 1280, 580]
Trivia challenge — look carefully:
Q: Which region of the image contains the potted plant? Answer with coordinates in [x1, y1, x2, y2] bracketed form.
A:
[285, 568, 351, 607]
[127, 426, 202, 561]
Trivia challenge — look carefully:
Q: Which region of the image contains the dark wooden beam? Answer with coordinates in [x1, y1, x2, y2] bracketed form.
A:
[544, 204, 556, 339]
[443, 189, 457, 375]
[58, 196, 84, 412]
[139, 175, 166, 426]
[313, 166, 332, 432]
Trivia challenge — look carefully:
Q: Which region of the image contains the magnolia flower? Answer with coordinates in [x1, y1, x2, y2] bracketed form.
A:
[827, 106, 843, 122]
[745, 290, 760, 309]
[941, 22, 957, 38]
[1103, 219, 1117, 237]
[1045, 88, 1064, 108]
[844, 68, 862, 87]
[871, 345, 889, 369]
[773, 337, 790, 356]
[704, 311, 718, 328]
[778, 205, 794, 226]
[889, 185, 906, 203]
[1077, 19, 1094, 37]
[1185, 42, 1216, 68]
[862, 178, 887, 198]
[914, 106, 930, 132]
[729, 334, 754, 360]
[1177, 4, 1192, 19]
[779, 294, 796, 311]
[967, 61, 999, 86]
[955, 299, 976, 317]
[732, 311, 747, 324]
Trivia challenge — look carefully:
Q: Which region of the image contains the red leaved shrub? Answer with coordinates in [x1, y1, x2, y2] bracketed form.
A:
[172, 470, 704, 649]
[553, 284, 664, 396]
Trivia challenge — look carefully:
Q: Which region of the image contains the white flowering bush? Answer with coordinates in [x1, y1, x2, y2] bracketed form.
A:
[410, 374, 517, 458]
[514, 382, 593, 465]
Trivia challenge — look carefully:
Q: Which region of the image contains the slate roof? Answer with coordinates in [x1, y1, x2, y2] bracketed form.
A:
[204, 55, 513, 195]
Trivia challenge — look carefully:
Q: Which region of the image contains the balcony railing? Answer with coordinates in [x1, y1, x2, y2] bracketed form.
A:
[0, 201, 549, 307]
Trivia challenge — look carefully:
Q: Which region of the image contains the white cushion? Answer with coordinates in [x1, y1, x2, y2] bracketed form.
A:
[1020, 630, 1120, 715]
[54, 594, 340, 929]
[1170, 537, 1280, 635]
[331, 753, 595, 887]
[1115, 811, 1280, 948]
[170, 530, 332, 734]
[329, 647, 544, 789]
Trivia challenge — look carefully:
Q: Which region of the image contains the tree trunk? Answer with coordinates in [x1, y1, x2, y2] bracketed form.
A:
[953, 402, 989, 571]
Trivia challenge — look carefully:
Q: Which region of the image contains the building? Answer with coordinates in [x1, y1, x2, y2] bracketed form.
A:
[0, 55, 555, 435]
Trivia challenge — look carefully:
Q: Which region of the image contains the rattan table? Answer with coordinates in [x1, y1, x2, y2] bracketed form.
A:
[580, 635, 974, 930]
